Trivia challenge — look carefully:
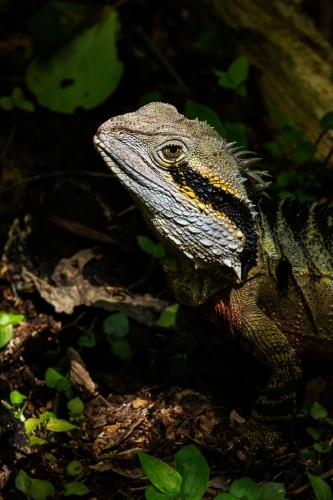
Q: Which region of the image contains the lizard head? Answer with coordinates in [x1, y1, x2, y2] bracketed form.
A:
[94, 102, 270, 280]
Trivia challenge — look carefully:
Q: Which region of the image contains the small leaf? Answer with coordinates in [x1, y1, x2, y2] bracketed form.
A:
[45, 368, 65, 388]
[230, 477, 261, 500]
[45, 454, 57, 461]
[227, 56, 248, 85]
[17, 99, 35, 112]
[145, 487, 173, 500]
[29, 435, 47, 446]
[25, 417, 42, 437]
[55, 376, 72, 392]
[0, 312, 24, 325]
[67, 397, 84, 415]
[153, 243, 165, 258]
[0, 96, 13, 110]
[138, 451, 182, 495]
[108, 337, 133, 362]
[15, 470, 32, 494]
[64, 482, 90, 496]
[307, 427, 324, 440]
[185, 101, 226, 137]
[292, 140, 316, 165]
[137, 236, 165, 258]
[30, 478, 55, 500]
[103, 312, 129, 338]
[271, 110, 295, 127]
[0, 324, 13, 348]
[175, 445, 209, 500]
[319, 111, 333, 130]
[279, 127, 303, 142]
[67, 460, 84, 476]
[307, 473, 333, 500]
[313, 443, 332, 454]
[45, 418, 78, 432]
[156, 304, 180, 328]
[10, 390, 27, 405]
[325, 418, 333, 426]
[310, 402, 328, 420]
[11, 86, 24, 103]
[215, 71, 236, 89]
[263, 141, 284, 158]
[77, 331, 96, 347]
[300, 449, 317, 463]
[259, 482, 286, 499]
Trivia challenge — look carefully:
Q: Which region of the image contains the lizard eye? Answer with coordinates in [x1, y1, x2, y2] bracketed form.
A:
[155, 140, 186, 165]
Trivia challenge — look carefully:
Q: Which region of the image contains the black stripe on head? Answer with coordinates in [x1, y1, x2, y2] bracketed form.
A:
[169, 161, 258, 279]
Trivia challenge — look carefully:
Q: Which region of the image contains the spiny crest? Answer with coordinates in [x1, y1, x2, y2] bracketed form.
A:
[224, 141, 272, 199]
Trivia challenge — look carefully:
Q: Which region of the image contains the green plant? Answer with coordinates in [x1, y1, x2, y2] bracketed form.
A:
[215, 477, 286, 500]
[138, 445, 209, 500]
[215, 56, 248, 96]
[15, 470, 55, 500]
[297, 402, 333, 473]
[103, 311, 132, 362]
[0, 87, 34, 112]
[25, 410, 78, 446]
[0, 311, 24, 348]
[67, 397, 85, 422]
[1, 390, 27, 421]
[138, 235, 165, 259]
[307, 473, 333, 500]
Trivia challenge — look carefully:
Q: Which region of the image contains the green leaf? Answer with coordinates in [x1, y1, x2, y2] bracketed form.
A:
[26, 8, 123, 113]
[307, 427, 324, 440]
[45, 418, 78, 432]
[108, 337, 133, 362]
[156, 304, 180, 328]
[185, 100, 226, 137]
[0, 324, 13, 348]
[15, 470, 32, 494]
[313, 443, 332, 454]
[319, 111, 333, 130]
[235, 82, 247, 97]
[227, 56, 248, 85]
[307, 473, 333, 500]
[230, 477, 261, 500]
[276, 170, 298, 189]
[10, 390, 27, 405]
[145, 487, 173, 500]
[310, 402, 328, 420]
[292, 140, 316, 165]
[39, 411, 56, 422]
[259, 482, 286, 499]
[175, 445, 209, 500]
[45, 368, 65, 388]
[25, 417, 42, 437]
[45, 454, 57, 461]
[215, 71, 237, 89]
[0, 311, 24, 325]
[0, 96, 13, 110]
[64, 482, 90, 496]
[263, 141, 284, 158]
[66, 460, 84, 476]
[137, 236, 165, 258]
[11, 86, 24, 103]
[29, 435, 47, 446]
[103, 312, 129, 338]
[300, 449, 317, 463]
[30, 478, 55, 500]
[67, 397, 84, 415]
[271, 110, 295, 127]
[279, 127, 303, 142]
[139, 91, 162, 107]
[138, 451, 182, 495]
[55, 376, 72, 392]
[16, 99, 35, 112]
[325, 418, 333, 426]
[77, 331, 96, 348]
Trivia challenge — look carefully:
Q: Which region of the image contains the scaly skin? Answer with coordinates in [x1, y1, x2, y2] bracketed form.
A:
[93, 103, 333, 457]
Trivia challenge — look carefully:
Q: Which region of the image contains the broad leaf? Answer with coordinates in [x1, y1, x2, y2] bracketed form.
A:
[307, 473, 332, 500]
[138, 451, 182, 496]
[175, 445, 209, 500]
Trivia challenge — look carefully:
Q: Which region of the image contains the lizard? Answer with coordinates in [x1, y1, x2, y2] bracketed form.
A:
[93, 102, 333, 459]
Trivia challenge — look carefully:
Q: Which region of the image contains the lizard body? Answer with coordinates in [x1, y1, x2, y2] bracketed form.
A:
[94, 103, 333, 455]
